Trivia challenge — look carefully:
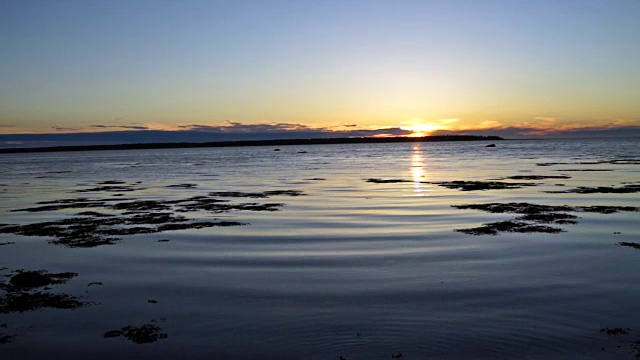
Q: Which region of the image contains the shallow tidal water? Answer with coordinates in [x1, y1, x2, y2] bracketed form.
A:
[1, 138, 639, 359]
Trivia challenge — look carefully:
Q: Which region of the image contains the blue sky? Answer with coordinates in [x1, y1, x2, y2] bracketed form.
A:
[1, 0, 639, 146]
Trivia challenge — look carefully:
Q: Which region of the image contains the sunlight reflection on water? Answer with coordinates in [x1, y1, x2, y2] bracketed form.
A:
[411, 143, 428, 197]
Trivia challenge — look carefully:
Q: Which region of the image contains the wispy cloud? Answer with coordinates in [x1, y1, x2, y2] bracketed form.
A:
[91, 124, 149, 130]
[0, 121, 412, 148]
[178, 121, 316, 133]
[53, 126, 82, 132]
[0, 124, 15, 128]
[175, 121, 409, 137]
[430, 116, 640, 138]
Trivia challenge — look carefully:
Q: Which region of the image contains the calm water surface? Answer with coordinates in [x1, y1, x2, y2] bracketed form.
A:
[1, 138, 639, 359]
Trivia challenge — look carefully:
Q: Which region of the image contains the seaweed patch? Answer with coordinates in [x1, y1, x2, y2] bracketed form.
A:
[431, 181, 538, 191]
[208, 190, 305, 198]
[166, 183, 198, 189]
[601, 327, 631, 335]
[1, 189, 303, 247]
[0, 334, 14, 344]
[619, 242, 640, 250]
[0, 212, 244, 247]
[546, 184, 640, 194]
[75, 184, 145, 193]
[556, 169, 614, 172]
[0, 270, 86, 314]
[497, 175, 571, 180]
[103, 323, 168, 344]
[366, 178, 412, 184]
[453, 202, 639, 236]
[456, 221, 563, 236]
[536, 162, 569, 167]
[599, 327, 640, 357]
[537, 158, 640, 167]
[584, 159, 640, 165]
[11, 197, 137, 213]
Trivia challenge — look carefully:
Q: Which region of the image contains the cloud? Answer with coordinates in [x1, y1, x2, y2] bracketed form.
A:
[178, 121, 316, 133]
[533, 117, 557, 123]
[0, 124, 15, 128]
[432, 116, 640, 138]
[53, 126, 82, 132]
[0, 121, 413, 148]
[174, 122, 412, 139]
[432, 124, 640, 139]
[1, 119, 638, 149]
[90, 124, 149, 130]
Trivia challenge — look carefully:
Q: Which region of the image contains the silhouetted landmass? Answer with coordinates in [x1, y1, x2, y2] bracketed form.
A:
[0, 135, 503, 154]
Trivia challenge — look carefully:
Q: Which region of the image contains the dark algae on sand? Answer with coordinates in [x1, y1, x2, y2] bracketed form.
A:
[0, 269, 87, 314]
[452, 202, 640, 235]
[103, 322, 168, 344]
[0, 182, 306, 345]
[0, 182, 305, 247]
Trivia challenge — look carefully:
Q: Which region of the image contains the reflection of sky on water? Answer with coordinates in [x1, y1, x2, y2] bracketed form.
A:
[411, 144, 431, 196]
[1, 139, 640, 359]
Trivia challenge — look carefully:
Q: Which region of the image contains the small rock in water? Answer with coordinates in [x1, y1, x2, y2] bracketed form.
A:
[485, 144, 496, 147]
[600, 327, 631, 335]
[619, 242, 640, 249]
[10, 272, 51, 288]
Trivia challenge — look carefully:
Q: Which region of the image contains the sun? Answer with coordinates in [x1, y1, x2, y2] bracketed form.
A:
[401, 122, 444, 137]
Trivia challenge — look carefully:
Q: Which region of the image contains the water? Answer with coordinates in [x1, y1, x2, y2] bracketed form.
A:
[1, 138, 639, 359]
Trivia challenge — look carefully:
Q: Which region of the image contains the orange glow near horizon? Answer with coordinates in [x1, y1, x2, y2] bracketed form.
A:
[402, 122, 446, 137]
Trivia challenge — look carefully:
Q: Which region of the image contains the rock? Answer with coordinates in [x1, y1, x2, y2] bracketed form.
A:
[9, 272, 51, 288]
[485, 144, 496, 147]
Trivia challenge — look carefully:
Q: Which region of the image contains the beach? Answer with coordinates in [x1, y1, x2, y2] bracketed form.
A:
[1, 137, 639, 359]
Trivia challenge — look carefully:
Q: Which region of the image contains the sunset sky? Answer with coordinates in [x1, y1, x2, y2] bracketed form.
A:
[1, 0, 640, 146]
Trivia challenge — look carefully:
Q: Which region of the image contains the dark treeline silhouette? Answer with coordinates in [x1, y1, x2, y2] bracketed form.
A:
[0, 135, 503, 154]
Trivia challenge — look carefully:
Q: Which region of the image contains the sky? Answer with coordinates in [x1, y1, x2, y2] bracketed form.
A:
[1, 0, 640, 147]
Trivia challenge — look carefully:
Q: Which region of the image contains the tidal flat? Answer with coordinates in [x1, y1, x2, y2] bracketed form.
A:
[1, 138, 639, 359]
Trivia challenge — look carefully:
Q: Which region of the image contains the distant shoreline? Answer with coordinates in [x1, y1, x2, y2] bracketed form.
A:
[0, 135, 503, 154]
